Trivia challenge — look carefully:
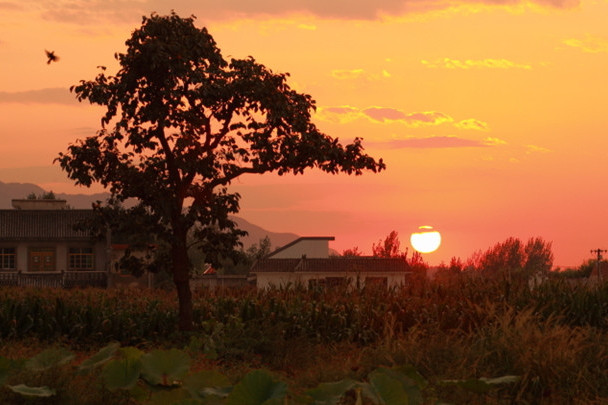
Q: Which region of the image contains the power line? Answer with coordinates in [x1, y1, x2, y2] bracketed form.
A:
[590, 248, 606, 282]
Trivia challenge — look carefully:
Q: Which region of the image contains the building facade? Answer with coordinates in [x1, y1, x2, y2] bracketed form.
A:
[251, 236, 410, 288]
[0, 199, 108, 288]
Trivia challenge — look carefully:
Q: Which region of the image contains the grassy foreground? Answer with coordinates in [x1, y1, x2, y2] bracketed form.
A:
[0, 276, 606, 404]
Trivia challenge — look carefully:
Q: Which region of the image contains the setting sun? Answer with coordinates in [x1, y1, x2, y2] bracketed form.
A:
[410, 226, 441, 254]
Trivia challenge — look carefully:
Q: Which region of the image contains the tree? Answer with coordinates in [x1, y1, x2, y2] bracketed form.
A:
[246, 236, 272, 262]
[434, 257, 464, 284]
[56, 12, 384, 330]
[26, 191, 57, 200]
[342, 246, 363, 257]
[372, 231, 406, 258]
[475, 236, 553, 280]
[523, 237, 553, 274]
[477, 237, 525, 276]
[372, 231, 428, 283]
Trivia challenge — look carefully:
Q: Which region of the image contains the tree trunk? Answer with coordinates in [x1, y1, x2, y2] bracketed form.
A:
[172, 233, 194, 331]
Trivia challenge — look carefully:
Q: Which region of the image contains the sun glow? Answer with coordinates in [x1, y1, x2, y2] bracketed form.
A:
[410, 226, 441, 253]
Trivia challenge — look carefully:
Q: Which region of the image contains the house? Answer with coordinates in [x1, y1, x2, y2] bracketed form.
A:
[0, 199, 109, 288]
[250, 236, 410, 288]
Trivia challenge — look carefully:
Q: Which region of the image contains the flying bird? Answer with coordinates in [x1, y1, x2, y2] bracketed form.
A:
[45, 50, 59, 64]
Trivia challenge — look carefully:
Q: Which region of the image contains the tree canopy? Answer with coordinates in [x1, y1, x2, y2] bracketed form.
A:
[469, 237, 554, 278]
[56, 12, 385, 330]
[372, 231, 406, 258]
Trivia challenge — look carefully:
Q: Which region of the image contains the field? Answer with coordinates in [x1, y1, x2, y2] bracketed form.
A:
[0, 276, 606, 404]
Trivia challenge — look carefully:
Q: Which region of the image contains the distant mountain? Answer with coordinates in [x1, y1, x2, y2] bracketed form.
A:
[232, 217, 299, 252]
[0, 181, 108, 209]
[0, 181, 47, 208]
[0, 180, 298, 249]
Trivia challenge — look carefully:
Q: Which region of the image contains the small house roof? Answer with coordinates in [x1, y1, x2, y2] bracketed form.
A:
[251, 256, 409, 274]
[0, 209, 98, 241]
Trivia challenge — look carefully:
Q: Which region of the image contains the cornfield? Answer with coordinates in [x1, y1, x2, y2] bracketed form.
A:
[0, 276, 606, 403]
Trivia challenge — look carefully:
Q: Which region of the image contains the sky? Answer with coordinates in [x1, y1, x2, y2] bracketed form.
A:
[1, 0, 608, 267]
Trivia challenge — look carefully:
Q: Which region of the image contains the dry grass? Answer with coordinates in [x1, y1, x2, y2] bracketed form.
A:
[358, 299, 608, 404]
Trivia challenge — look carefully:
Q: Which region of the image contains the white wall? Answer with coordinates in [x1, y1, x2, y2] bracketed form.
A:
[271, 239, 331, 259]
[9, 241, 107, 272]
[256, 271, 408, 289]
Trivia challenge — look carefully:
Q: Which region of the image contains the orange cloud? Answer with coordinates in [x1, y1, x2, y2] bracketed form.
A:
[563, 35, 608, 53]
[13, 0, 582, 25]
[483, 137, 507, 146]
[0, 2, 23, 11]
[330, 69, 392, 81]
[525, 144, 551, 154]
[404, 111, 453, 126]
[363, 108, 453, 126]
[372, 135, 490, 149]
[0, 88, 77, 105]
[318, 106, 455, 127]
[256, 19, 318, 35]
[362, 107, 407, 122]
[421, 58, 532, 70]
[455, 118, 489, 131]
[331, 69, 366, 80]
[316, 106, 361, 123]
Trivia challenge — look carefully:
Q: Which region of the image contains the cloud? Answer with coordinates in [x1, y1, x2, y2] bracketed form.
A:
[331, 69, 366, 80]
[0, 88, 78, 105]
[362, 107, 407, 122]
[363, 108, 453, 126]
[162, 0, 581, 21]
[563, 35, 608, 53]
[525, 144, 551, 154]
[373, 135, 490, 149]
[454, 118, 489, 131]
[0, 2, 23, 11]
[316, 106, 361, 123]
[422, 58, 532, 70]
[330, 69, 392, 81]
[322, 106, 360, 115]
[317, 106, 454, 127]
[483, 137, 507, 146]
[403, 111, 453, 126]
[11, 0, 581, 26]
[36, 0, 139, 25]
[70, 126, 98, 136]
[297, 23, 317, 30]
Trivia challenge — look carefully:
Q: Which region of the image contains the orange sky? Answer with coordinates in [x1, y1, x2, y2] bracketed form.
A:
[1, 0, 608, 266]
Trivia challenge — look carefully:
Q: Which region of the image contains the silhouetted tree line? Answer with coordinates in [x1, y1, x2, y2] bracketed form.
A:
[434, 237, 554, 284]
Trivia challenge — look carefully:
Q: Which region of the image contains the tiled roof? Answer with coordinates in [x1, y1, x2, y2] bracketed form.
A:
[251, 256, 409, 273]
[0, 209, 98, 241]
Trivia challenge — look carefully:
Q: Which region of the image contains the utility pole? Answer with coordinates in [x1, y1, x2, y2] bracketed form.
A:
[590, 249, 606, 282]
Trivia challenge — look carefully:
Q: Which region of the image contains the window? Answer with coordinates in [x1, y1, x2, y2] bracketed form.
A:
[68, 247, 94, 271]
[0, 248, 16, 270]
